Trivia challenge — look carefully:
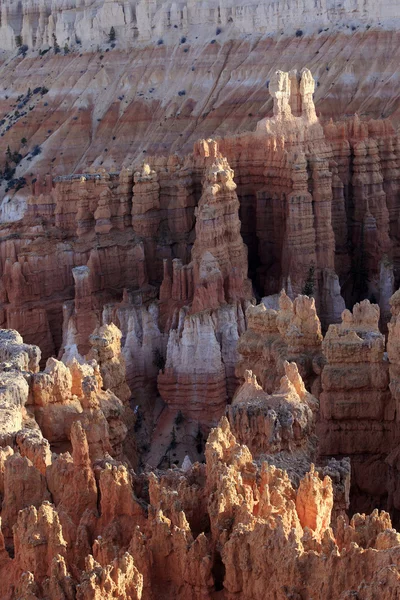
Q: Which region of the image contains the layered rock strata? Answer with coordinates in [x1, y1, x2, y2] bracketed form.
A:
[233, 291, 400, 521]
[0, 0, 397, 52]
[227, 361, 318, 459]
[157, 149, 252, 423]
[2, 67, 400, 378]
[318, 300, 393, 513]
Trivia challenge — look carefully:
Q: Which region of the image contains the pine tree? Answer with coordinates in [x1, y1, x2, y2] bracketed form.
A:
[52, 33, 60, 54]
[108, 27, 116, 43]
[302, 264, 315, 296]
[170, 427, 177, 449]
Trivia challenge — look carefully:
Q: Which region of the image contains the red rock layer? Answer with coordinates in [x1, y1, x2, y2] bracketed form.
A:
[2, 66, 400, 373]
[157, 147, 252, 423]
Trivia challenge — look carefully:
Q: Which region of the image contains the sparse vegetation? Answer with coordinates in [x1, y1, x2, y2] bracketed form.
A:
[52, 33, 60, 54]
[170, 427, 177, 450]
[108, 26, 116, 43]
[302, 264, 315, 296]
[175, 410, 184, 426]
[5, 176, 26, 193]
[15, 35, 23, 48]
[196, 426, 204, 454]
[31, 145, 42, 157]
[18, 44, 28, 57]
[3, 162, 15, 181]
[153, 347, 165, 373]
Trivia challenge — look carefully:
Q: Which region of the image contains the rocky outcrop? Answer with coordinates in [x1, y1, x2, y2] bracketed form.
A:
[1, 360, 400, 600]
[157, 148, 251, 424]
[77, 553, 143, 600]
[227, 362, 317, 459]
[318, 300, 393, 513]
[2, 9, 400, 598]
[216, 68, 346, 324]
[2, 64, 400, 377]
[236, 291, 323, 395]
[190, 149, 252, 313]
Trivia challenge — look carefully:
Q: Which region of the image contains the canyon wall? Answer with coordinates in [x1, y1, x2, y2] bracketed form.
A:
[1, 67, 399, 372]
[0, 0, 399, 52]
[1, 28, 400, 200]
[1, 2, 400, 595]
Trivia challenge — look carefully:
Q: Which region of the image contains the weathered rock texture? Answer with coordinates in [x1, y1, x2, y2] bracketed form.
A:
[227, 361, 318, 458]
[0, 0, 398, 52]
[236, 291, 323, 395]
[157, 147, 252, 423]
[233, 291, 400, 524]
[1, 364, 400, 600]
[1, 65, 400, 392]
[318, 300, 393, 513]
[2, 14, 400, 596]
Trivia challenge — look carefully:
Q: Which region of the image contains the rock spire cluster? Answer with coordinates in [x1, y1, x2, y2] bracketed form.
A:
[1, 61, 400, 597]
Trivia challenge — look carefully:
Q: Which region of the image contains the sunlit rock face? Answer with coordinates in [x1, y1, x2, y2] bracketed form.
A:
[2, 6, 400, 596]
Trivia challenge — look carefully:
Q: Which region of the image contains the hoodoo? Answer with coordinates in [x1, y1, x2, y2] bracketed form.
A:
[1, 1, 400, 597]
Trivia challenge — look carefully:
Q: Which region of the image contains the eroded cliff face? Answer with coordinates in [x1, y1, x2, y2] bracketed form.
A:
[2, 68, 400, 478]
[0, 0, 398, 52]
[2, 7, 400, 595]
[1, 67, 400, 374]
[1, 27, 400, 200]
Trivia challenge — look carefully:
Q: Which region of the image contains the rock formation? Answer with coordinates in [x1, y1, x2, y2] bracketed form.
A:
[2, 9, 400, 596]
[157, 148, 252, 424]
[236, 291, 323, 395]
[1, 0, 398, 52]
[190, 150, 252, 313]
[318, 300, 393, 513]
[227, 361, 318, 458]
[1, 321, 400, 597]
[1, 66, 400, 377]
